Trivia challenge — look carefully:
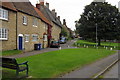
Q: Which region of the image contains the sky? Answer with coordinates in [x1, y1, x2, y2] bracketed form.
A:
[30, 0, 120, 30]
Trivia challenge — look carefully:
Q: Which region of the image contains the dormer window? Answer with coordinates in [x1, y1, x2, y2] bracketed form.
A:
[0, 8, 8, 20]
[23, 16, 27, 25]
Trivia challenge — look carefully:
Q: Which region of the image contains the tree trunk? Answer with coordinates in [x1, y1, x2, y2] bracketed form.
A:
[98, 38, 101, 46]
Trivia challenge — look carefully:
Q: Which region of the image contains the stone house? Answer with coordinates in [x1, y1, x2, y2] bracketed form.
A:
[0, 2, 17, 51]
[12, 2, 48, 51]
[62, 19, 71, 38]
[36, 1, 62, 41]
[34, 7, 52, 48]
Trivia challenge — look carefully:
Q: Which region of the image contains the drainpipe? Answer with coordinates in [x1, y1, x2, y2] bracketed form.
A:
[16, 12, 18, 50]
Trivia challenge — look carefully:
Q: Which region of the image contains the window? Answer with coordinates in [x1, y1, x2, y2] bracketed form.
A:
[43, 35, 47, 41]
[23, 16, 27, 25]
[25, 34, 29, 42]
[0, 8, 8, 20]
[32, 34, 38, 41]
[33, 18, 38, 27]
[0, 28, 8, 40]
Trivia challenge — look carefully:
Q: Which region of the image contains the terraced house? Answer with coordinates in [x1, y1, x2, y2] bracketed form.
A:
[36, 1, 62, 41]
[34, 6, 52, 48]
[1, 1, 62, 52]
[0, 2, 17, 51]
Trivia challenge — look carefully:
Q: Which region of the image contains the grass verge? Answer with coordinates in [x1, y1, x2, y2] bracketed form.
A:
[74, 40, 120, 50]
[1, 50, 22, 56]
[2, 48, 116, 78]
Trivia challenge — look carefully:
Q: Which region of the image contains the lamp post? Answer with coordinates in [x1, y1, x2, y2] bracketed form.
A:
[96, 23, 98, 47]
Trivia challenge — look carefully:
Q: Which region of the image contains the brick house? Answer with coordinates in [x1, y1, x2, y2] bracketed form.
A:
[0, 2, 17, 51]
[62, 19, 71, 38]
[12, 2, 47, 51]
[34, 7, 52, 48]
[36, 1, 62, 41]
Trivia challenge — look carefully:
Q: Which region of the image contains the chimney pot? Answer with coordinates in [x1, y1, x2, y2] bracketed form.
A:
[58, 16, 60, 20]
[63, 19, 66, 25]
[36, 4, 40, 9]
[46, 2, 49, 9]
[39, 0, 44, 5]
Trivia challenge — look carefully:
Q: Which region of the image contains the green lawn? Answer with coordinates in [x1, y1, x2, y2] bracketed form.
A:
[1, 50, 22, 56]
[2, 48, 116, 78]
[75, 40, 120, 50]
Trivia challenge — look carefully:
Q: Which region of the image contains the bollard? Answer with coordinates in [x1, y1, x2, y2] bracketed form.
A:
[86, 46, 88, 48]
[104, 46, 106, 48]
[114, 46, 116, 48]
[68, 45, 70, 48]
[59, 47, 61, 50]
[110, 48, 113, 50]
[84, 45, 86, 47]
[106, 47, 108, 50]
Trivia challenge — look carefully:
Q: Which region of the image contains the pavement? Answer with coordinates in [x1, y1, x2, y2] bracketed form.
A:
[5, 40, 77, 58]
[102, 61, 119, 78]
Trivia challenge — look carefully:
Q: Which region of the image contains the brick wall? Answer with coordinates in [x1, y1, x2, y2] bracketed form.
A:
[1, 10, 17, 51]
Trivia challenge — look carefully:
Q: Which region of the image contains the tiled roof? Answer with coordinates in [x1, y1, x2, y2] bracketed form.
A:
[2, 2, 17, 11]
[40, 5, 62, 28]
[12, 2, 40, 18]
[34, 7, 51, 26]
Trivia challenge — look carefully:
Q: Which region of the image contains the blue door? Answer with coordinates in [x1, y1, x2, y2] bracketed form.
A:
[19, 36, 23, 50]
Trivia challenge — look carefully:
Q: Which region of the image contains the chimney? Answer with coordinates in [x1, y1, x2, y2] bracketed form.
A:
[39, 0, 44, 6]
[46, 2, 49, 9]
[55, 12, 57, 17]
[36, 4, 40, 9]
[52, 9, 56, 17]
[58, 16, 60, 20]
[63, 19, 66, 25]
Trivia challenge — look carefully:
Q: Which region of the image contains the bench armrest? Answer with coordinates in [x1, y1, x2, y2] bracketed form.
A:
[18, 61, 28, 65]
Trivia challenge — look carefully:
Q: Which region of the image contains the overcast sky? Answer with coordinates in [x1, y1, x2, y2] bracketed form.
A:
[30, 0, 120, 30]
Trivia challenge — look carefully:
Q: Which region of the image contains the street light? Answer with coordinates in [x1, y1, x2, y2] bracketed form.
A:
[96, 23, 98, 47]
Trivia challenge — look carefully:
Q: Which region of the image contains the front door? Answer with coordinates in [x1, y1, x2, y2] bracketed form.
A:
[19, 36, 23, 50]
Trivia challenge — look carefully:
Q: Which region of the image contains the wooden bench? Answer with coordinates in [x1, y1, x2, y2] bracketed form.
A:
[0, 57, 29, 77]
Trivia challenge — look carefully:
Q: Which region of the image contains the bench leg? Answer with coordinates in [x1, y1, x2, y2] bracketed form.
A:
[16, 70, 19, 77]
[26, 68, 28, 77]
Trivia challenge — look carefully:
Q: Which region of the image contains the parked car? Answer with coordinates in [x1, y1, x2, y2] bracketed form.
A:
[59, 37, 67, 44]
[50, 41, 60, 48]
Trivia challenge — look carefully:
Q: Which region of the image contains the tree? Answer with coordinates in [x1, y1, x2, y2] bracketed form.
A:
[76, 2, 120, 46]
[60, 28, 68, 37]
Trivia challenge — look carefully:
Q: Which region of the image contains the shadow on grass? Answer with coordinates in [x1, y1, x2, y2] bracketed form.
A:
[2, 68, 28, 80]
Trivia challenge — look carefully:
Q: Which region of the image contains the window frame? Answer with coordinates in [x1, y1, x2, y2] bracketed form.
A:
[24, 34, 29, 42]
[33, 18, 38, 27]
[32, 34, 39, 42]
[23, 16, 27, 25]
[0, 28, 8, 40]
[0, 8, 8, 21]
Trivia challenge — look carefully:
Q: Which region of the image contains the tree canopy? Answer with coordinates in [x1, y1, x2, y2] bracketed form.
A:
[76, 2, 120, 45]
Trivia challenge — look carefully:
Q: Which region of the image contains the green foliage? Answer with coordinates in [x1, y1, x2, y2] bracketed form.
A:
[76, 2, 120, 45]
[60, 28, 68, 37]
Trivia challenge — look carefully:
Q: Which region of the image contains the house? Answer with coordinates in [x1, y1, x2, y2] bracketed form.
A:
[34, 6, 52, 48]
[36, 1, 62, 41]
[0, 2, 17, 51]
[62, 19, 71, 38]
[12, 2, 45, 51]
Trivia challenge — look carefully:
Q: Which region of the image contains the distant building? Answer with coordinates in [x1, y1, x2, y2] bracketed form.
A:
[118, 1, 120, 12]
[93, 0, 105, 2]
